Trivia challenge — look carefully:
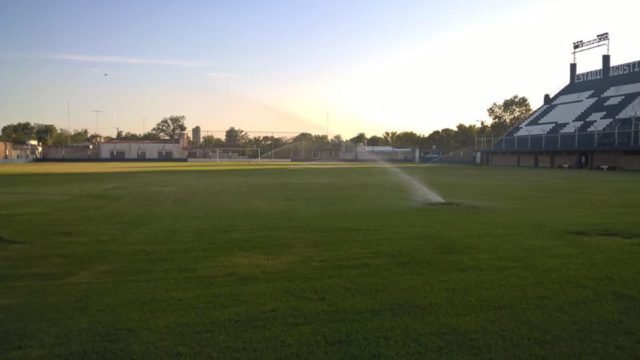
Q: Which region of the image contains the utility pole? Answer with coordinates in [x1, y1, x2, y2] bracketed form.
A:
[67, 101, 71, 145]
[92, 110, 105, 135]
[67, 101, 71, 130]
[326, 111, 329, 138]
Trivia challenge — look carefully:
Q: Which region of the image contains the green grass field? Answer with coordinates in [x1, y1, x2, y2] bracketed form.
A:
[1, 162, 639, 358]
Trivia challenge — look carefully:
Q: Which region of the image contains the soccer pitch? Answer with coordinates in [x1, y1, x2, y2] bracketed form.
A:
[1, 162, 639, 358]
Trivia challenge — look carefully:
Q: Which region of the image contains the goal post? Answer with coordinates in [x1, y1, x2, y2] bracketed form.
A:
[187, 147, 261, 162]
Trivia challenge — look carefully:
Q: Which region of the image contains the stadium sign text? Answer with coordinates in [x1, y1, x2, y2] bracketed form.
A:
[575, 60, 640, 82]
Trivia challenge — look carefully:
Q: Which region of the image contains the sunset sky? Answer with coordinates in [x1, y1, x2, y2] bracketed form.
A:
[1, 0, 639, 138]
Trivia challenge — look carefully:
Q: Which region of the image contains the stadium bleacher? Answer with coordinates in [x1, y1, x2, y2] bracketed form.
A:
[506, 57, 640, 140]
[483, 55, 640, 169]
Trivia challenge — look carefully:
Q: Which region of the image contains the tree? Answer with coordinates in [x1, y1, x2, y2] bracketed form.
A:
[202, 135, 225, 146]
[224, 127, 249, 144]
[440, 128, 456, 151]
[330, 135, 344, 156]
[50, 129, 89, 146]
[394, 131, 421, 148]
[312, 134, 329, 144]
[34, 124, 58, 145]
[476, 120, 491, 137]
[487, 95, 532, 136]
[141, 132, 162, 140]
[152, 115, 187, 139]
[88, 133, 103, 143]
[293, 132, 313, 143]
[453, 123, 477, 148]
[60, 129, 90, 145]
[125, 132, 141, 140]
[1, 122, 35, 144]
[383, 131, 397, 146]
[349, 133, 367, 145]
[367, 135, 385, 146]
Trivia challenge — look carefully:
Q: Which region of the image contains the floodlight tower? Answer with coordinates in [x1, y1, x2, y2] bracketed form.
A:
[572, 32, 609, 63]
[570, 33, 610, 85]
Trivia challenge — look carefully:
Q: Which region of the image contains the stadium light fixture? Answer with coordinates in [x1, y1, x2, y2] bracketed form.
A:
[572, 32, 609, 62]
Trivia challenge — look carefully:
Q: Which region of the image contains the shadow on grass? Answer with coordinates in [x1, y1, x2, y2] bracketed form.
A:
[425, 201, 480, 209]
[569, 229, 640, 240]
[0, 235, 24, 245]
[0, 162, 390, 177]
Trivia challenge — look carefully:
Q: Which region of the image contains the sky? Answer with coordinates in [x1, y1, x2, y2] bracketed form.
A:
[1, 0, 639, 138]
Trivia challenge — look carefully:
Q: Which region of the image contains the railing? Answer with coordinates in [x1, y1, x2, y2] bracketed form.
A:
[478, 128, 640, 152]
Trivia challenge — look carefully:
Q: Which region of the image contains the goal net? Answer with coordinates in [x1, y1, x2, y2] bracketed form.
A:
[187, 147, 262, 162]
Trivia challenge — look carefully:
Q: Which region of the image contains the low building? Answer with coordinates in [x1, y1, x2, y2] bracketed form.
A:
[1, 142, 12, 160]
[1, 141, 41, 162]
[42, 143, 98, 160]
[362, 145, 417, 161]
[99, 139, 187, 160]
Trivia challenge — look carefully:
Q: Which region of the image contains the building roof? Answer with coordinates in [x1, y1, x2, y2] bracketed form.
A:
[363, 146, 413, 152]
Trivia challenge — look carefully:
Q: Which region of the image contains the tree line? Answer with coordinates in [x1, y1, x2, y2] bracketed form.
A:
[0, 115, 188, 146]
[1, 95, 531, 151]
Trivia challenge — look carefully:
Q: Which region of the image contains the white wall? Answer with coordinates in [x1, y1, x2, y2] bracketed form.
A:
[99, 142, 187, 159]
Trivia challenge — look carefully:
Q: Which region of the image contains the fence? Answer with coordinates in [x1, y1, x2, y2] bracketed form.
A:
[478, 129, 640, 152]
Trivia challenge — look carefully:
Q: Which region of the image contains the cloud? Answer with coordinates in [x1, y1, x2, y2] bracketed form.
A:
[14, 52, 213, 67]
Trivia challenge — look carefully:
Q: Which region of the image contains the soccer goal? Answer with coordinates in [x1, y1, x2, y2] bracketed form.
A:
[187, 147, 262, 162]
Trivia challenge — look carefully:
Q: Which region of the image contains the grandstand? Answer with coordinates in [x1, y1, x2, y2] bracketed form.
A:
[481, 54, 640, 170]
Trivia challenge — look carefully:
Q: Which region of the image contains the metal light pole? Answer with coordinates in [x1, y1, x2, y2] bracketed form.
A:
[614, 119, 622, 147]
[91, 110, 105, 135]
[474, 120, 481, 150]
[67, 101, 71, 146]
[632, 112, 638, 147]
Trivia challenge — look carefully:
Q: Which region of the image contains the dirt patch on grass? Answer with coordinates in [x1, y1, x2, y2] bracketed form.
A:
[222, 254, 298, 273]
[64, 265, 113, 283]
[569, 229, 640, 240]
